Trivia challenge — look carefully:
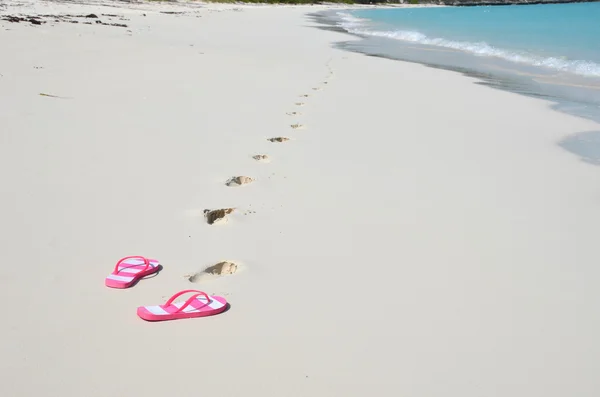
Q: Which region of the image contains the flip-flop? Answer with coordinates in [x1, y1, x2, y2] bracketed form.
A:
[105, 256, 161, 289]
[137, 289, 228, 322]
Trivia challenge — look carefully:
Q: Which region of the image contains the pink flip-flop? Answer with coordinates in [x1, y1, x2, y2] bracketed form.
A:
[137, 289, 228, 322]
[105, 256, 161, 289]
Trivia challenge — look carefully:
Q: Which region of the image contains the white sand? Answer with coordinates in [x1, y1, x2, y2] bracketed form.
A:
[1, 1, 599, 396]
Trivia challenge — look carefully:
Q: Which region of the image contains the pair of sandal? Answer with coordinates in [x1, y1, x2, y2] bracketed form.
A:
[105, 256, 228, 322]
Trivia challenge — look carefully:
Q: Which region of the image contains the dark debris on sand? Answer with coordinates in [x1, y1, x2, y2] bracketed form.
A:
[94, 20, 128, 28]
[1, 13, 128, 28]
[1, 15, 45, 25]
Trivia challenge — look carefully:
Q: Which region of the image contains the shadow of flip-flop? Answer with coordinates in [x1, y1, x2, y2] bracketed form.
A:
[220, 302, 232, 314]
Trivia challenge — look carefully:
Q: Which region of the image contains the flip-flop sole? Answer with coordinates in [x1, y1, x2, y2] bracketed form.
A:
[105, 258, 161, 289]
[137, 295, 227, 322]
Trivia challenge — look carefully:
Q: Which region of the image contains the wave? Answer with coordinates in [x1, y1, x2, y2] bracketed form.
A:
[335, 12, 600, 78]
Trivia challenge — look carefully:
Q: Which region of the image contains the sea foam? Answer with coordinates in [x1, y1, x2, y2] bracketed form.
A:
[336, 12, 600, 78]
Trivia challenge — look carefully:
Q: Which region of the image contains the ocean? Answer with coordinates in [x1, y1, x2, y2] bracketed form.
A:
[321, 3, 600, 123]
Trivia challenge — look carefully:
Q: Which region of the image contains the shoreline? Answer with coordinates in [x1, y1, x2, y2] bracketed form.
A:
[1, 1, 600, 396]
[318, 7, 600, 125]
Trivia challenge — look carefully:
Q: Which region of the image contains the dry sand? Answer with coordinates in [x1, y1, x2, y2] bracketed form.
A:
[1, 1, 599, 396]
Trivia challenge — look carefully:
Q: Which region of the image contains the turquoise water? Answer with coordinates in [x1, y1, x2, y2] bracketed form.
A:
[342, 4, 600, 78]
[323, 4, 600, 123]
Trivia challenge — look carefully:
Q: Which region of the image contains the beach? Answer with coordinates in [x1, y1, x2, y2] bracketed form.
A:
[1, 1, 599, 396]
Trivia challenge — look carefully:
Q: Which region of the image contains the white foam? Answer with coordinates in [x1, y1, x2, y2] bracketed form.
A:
[336, 12, 600, 78]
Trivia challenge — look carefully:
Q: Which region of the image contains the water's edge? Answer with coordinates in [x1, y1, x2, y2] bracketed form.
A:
[308, 10, 600, 166]
[429, 0, 599, 6]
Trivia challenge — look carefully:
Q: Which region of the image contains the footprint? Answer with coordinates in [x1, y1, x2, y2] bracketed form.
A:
[252, 154, 270, 163]
[295, 102, 305, 106]
[312, 87, 322, 91]
[290, 123, 304, 130]
[286, 111, 301, 116]
[187, 261, 238, 283]
[268, 137, 290, 143]
[225, 176, 254, 187]
[299, 94, 309, 98]
[204, 208, 234, 225]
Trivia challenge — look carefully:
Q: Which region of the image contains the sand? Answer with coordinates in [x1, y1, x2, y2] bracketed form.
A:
[1, 1, 599, 396]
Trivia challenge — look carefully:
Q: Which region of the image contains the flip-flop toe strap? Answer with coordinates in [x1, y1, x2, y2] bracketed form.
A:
[164, 289, 211, 313]
[113, 255, 150, 274]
